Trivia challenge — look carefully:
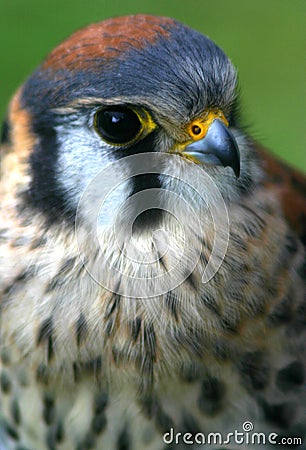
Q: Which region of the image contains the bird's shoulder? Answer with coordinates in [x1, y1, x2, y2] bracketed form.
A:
[256, 144, 306, 245]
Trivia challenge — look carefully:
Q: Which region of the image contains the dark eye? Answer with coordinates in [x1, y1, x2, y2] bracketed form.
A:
[94, 107, 142, 144]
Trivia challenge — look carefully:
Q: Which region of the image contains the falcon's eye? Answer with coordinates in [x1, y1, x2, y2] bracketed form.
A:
[94, 107, 142, 145]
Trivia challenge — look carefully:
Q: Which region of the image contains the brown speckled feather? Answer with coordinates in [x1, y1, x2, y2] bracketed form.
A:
[257, 144, 306, 243]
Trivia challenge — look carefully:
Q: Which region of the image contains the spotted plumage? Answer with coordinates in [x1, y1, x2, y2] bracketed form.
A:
[0, 14, 305, 450]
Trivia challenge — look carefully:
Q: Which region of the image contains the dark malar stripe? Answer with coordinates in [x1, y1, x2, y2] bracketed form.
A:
[128, 173, 164, 230]
[1, 118, 10, 144]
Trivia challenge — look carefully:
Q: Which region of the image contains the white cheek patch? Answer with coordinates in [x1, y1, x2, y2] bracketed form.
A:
[79, 173, 131, 229]
[55, 125, 131, 228]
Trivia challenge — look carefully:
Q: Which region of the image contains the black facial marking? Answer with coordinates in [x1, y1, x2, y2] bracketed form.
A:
[129, 176, 163, 232]
[198, 376, 226, 416]
[117, 425, 131, 450]
[238, 351, 270, 390]
[37, 317, 54, 362]
[24, 123, 76, 225]
[1, 118, 10, 144]
[132, 207, 164, 231]
[276, 361, 305, 392]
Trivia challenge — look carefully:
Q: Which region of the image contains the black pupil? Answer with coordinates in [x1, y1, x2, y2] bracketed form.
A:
[192, 125, 201, 135]
[95, 107, 141, 144]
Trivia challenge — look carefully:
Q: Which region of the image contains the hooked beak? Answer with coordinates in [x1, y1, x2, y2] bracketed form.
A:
[183, 119, 240, 177]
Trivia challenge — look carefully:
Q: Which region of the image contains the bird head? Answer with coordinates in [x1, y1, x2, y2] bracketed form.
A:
[5, 15, 256, 234]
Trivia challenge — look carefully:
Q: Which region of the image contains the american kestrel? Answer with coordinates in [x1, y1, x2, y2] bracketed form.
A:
[0, 14, 305, 450]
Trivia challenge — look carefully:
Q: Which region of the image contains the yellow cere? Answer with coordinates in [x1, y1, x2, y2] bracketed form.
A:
[187, 110, 228, 141]
[169, 109, 228, 163]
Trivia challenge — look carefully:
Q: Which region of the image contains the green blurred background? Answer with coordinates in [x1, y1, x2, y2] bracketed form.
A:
[0, 0, 305, 171]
